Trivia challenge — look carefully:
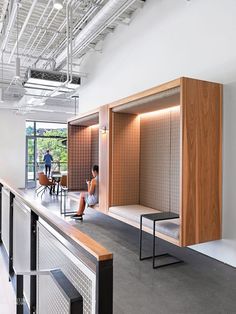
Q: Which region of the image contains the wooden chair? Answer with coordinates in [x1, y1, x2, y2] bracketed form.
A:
[37, 173, 55, 197]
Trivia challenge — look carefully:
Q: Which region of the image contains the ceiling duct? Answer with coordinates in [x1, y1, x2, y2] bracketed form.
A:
[23, 68, 81, 93]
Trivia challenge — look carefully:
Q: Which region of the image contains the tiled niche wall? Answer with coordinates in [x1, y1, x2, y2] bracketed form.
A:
[91, 126, 99, 167]
[68, 124, 99, 191]
[139, 107, 180, 213]
[110, 113, 140, 206]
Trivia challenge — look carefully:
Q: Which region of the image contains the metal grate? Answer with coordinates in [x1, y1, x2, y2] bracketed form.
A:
[37, 221, 96, 314]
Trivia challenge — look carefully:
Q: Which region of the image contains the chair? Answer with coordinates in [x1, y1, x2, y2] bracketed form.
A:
[37, 173, 55, 197]
[35, 172, 44, 193]
[59, 175, 76, 216]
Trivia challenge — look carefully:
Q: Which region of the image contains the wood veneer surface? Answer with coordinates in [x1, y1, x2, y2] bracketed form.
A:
[181, 78, 222, 246]
[111, 113, 140, 206]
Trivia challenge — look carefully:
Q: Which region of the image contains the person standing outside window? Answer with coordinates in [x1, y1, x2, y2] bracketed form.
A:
[43, 149, 53, 177]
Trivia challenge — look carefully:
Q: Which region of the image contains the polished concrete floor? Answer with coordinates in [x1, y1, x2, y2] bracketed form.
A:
[0, 246, 16, 314]
[19, 191, 236, 313]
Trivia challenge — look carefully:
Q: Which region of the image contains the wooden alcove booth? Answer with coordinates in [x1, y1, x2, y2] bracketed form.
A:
[68, 110, 100, 192]
[68, 77, 222, 247]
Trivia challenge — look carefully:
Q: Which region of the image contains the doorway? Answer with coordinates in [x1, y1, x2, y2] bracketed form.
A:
[25, 121, 67, 188]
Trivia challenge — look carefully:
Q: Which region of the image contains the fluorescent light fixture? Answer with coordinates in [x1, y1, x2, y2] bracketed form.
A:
[53, 0, 63, 10]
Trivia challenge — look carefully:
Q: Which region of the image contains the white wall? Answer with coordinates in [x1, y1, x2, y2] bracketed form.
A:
[0, 110, 25, 188]
[79, 0, 236, 110]
[78, 0, 236, 245]
[0, 109, 70, 189]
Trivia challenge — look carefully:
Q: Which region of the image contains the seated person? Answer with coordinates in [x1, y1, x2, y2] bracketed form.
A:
[72, 165, 99, 220]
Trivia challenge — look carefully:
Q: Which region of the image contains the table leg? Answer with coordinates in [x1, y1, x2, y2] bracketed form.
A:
[139, 215, 143, 260]
[153, 221, 156, 269]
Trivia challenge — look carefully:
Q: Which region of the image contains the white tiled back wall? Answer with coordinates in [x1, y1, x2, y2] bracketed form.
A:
[140, 107, 180, 213]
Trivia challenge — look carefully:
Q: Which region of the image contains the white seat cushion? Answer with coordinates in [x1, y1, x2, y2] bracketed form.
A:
[109, 204, 180, 239]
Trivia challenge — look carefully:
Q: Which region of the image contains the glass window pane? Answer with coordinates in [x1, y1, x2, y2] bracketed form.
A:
[26, 121, 34, 136]
[37, 138, 67, 173]
[36, 122, 67, 137]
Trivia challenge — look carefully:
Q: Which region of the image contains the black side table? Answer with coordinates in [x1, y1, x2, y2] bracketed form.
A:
[139, 212, 182, 268]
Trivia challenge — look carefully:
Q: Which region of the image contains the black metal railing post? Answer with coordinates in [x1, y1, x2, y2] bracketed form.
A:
[96, 259, 113, 314]
[16, 274, 24, 314]
[0, 183, 3, 244]
[30, 211, 38, 314]
[9, 192, 15, 277]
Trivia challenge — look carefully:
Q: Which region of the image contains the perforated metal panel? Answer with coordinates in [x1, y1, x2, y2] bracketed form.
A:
[2, 187, 10, 254]
[13, 198, 31, 306]
[140, 107, 180, 213]
[37, 221, 96, 314]
[38, 275, 70, 314]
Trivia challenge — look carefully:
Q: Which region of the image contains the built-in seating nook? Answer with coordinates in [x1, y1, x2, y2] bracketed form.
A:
[68, 77, 222, 248]
[109, 98, 181, 245]
[68, 111, 99, 192]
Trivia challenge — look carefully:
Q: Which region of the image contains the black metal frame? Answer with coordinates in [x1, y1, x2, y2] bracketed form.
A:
[16, 274, 24, 314]
[30, 211, 38, 314]
[51, 269, 83, 313]
[16, 269, 83, 314]
[96, 259, 113, 314]
[139, 215, 182, 268]
[60, 188, 77, 216]
[9, 192, 15, 277]
[0, 183, 3, 243]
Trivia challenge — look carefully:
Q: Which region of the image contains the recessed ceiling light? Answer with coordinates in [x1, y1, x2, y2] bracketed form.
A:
[53, 0, 63, 10]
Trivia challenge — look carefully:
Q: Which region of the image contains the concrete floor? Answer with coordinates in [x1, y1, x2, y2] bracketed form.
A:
[23, 191, 236, 313]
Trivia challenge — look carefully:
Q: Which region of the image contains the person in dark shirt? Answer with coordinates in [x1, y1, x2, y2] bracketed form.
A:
[43, 149, 53, 177]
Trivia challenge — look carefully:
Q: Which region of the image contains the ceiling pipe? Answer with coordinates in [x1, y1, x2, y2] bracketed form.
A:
[24, 0, 67, 65]
[0, 1, 17, 54]
[0, 0, 10, 34]
[48, 0, 73, 97]
[44, 0, 104, 69]
[37, 0, 88, 69]
[8, 0, 38, 64]
[55, 0, 137, 68]
[73, 0, 137, 57]
[21, 2, 57, 66]
[20, 0, 52, 57]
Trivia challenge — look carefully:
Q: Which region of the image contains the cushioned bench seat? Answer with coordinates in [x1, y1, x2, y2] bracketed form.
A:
[109, 205, 180, 240]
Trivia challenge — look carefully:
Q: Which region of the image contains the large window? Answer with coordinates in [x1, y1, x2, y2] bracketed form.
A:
[26, 121, 67, 187]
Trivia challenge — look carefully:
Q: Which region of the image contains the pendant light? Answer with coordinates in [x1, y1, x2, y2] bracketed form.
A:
[53, 0, 63, 10]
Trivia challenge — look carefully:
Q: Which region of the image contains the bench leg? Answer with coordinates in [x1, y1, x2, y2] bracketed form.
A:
[139, 218, 182, 268]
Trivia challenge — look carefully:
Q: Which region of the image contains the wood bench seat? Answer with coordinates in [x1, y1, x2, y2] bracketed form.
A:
[109, 205, 180, 240]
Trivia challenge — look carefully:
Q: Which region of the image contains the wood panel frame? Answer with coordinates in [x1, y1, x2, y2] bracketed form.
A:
[67, 77, 222, 247]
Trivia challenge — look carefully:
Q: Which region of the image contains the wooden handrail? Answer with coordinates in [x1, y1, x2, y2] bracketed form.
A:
[0, 179, 113, 262]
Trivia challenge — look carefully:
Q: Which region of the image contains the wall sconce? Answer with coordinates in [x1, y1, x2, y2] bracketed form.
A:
[100, 126, 108, 134]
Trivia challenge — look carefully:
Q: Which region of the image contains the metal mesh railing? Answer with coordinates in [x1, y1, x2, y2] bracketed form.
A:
[37, 221, 96, 314]
[0, 182, 113, 314]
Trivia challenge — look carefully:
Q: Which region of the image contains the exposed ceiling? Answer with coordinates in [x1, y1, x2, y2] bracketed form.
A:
[0, 0, 145, 117]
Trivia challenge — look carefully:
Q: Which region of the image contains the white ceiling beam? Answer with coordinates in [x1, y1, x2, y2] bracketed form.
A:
[0, 1, 17, 54]
[8, 0, 38, 63]
[0, 0, 10, 34]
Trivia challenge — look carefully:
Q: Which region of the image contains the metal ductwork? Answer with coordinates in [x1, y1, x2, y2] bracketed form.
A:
[56, 0, 141, 68]
[23, 68, 81, 92]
